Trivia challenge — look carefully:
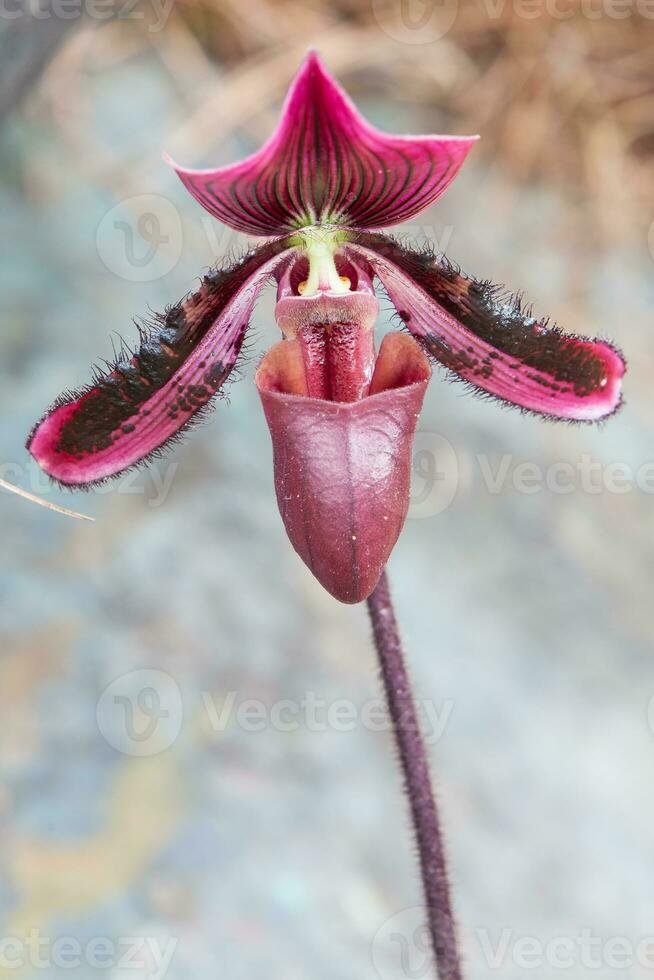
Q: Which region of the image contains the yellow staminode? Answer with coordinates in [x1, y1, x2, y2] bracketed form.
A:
[296, 227, 351, 297]
[298, 275, 350, 295]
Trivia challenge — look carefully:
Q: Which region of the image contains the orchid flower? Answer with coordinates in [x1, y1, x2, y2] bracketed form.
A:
[27, 52, 624, 604]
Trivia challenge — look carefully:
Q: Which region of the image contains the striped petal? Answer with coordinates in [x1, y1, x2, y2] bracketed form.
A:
[350, 234, 625, 422]
[28, 239, 292, 487]
[166, 52, 477, 236]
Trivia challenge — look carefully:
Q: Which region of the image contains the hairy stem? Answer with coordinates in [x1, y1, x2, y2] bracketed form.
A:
[367, 571, 463, 980]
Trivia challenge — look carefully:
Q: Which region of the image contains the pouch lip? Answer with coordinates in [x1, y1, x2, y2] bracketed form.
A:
[255, 330, 431, 406]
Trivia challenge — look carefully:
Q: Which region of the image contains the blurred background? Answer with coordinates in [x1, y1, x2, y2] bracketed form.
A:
[1, 2, 654, 978]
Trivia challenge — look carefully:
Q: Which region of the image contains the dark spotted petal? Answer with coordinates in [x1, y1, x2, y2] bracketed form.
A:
[28, 239, 292, 487]
[166, 51, 477, 236]
[350, 234, 625, 421]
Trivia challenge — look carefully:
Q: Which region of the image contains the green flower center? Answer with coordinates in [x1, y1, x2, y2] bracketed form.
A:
[291, 226, 351, 296]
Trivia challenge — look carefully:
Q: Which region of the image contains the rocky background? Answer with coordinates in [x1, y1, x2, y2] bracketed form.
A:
[1, 2, 654, 978]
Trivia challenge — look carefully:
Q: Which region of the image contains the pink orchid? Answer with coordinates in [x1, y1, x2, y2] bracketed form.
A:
[28, 52, 625, 603]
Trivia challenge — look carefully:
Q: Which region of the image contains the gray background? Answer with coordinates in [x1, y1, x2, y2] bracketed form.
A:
[1, 3, 653, 978]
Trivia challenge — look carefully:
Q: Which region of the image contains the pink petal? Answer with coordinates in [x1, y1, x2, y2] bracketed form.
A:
[28, 240, 292, 486]
[166, 51, 478, 236]
[256, 332, 431, 603]
[350, 234, 625, 422]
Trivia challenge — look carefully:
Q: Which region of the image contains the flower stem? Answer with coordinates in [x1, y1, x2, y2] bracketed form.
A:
[366, 571, 463, 980]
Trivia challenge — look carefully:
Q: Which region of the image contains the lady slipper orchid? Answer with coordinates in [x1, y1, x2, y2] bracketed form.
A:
[27, 52, 625, 604]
